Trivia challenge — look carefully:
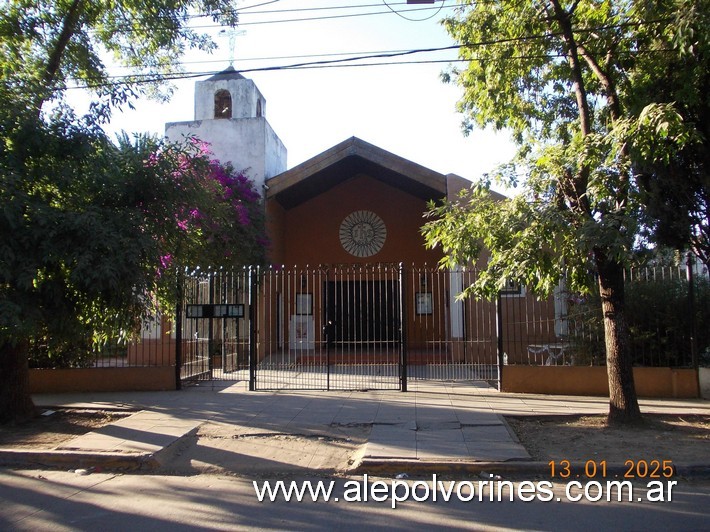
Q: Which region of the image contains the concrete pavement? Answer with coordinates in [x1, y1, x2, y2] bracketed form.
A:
[1, 380, 709, 475]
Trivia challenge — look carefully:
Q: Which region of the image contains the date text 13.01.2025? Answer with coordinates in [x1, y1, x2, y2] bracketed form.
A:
[548, 459, 675, 479]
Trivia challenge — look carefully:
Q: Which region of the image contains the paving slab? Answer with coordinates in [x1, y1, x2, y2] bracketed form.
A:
[9, 381, 707, 475]
[369, 424, 415, 442]
[53, 411, 200, 454]
[461, 425, 513, 442]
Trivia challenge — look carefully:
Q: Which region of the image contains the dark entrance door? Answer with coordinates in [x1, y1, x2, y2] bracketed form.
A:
[325, 280, 399, 346]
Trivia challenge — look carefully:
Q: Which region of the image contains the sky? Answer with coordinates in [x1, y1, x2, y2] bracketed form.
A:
[74, 0, 517, 190]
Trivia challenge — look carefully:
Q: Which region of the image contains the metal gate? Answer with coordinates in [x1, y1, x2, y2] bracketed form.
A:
[177, 265, 526, 390]
[178, 268, 251, 384]
[254, 264, 403, 390]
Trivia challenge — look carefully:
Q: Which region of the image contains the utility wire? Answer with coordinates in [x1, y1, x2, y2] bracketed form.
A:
[110, 47, 433, 68]
[99, 2, 459, 33]
[191, 1, 462, 19]
[237, 0, 283, 11]
[64, 45, 676, 92]
[93, 16, 673, 74]
[382, 0, 446, 22]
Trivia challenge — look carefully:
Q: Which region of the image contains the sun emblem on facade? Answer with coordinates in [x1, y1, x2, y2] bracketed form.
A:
[339, 210, 387, 257]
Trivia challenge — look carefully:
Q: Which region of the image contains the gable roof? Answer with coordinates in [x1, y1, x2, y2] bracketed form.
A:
[265, 137, 448, 209]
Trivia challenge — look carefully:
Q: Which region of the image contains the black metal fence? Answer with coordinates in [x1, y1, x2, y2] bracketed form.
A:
[29, 260, 707, 391]
[176, 264, 504, 390]
[174, 261, 706, 390]
[564, 259, 708, 368]
[28, 318, 176, 370]
[178, 267, 251, 383]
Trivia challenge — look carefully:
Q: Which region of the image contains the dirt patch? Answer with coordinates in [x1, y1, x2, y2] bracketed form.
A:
[0, 409, 132, 450]
[506, 414, 710, 464]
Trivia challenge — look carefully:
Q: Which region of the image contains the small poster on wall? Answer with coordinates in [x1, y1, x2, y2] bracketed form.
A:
[415, 292, 433, 315]
[290, 315, 315, 351]
[295, 293, 312, 315]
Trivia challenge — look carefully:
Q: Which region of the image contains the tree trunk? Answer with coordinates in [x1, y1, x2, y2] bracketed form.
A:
[0, 340, 37, 424]
[595, 252, 643, 425]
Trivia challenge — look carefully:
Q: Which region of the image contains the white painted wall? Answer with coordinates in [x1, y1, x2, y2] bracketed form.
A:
[194, 77, 266, 120]
[165, 72, 286, 194]
[165, 118, 286, 191]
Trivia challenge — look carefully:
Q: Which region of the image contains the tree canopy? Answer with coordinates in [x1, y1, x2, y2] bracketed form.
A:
[423, 0, 708, 424]
[1, 0, 239, 114]
[0, 105, 266, 421]
[631, 0, 710, 268]
[0, 0, 259, 422]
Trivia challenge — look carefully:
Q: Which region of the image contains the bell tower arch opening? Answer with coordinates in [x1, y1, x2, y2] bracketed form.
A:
[214, 89, 232, 119]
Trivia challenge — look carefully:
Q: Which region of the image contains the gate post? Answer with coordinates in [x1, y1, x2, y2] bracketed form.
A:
[399, 263, 408, 392]
[175, 270, 183, 391]
[496, 291, 504, 392]
[248, 266, 258, 391]
[687, 253, 699, 370]
[208, 271, 215, 379]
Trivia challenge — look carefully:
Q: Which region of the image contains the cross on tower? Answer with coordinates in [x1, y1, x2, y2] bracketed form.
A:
[219, 28, 247, 67]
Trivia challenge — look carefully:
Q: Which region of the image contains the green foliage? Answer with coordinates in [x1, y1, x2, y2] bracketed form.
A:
[567, 273, 710, 367]
[1, 108, 149, 345]
[627, 0, 710, 268]
[424, 184, 580, 299]
[0, 0, 240, 114]
[28, 332, 97, 369]
[426, 0, 708, 297]
[0, 0, 248, 419]
[0, 108, 266, 365]
[427, 1, 710, 422]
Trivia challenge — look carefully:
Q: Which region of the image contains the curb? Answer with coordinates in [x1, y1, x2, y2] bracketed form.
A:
[351, 459, 710, 479]
[3, 449, 709, 479]
[0, 449, 159, 471]
[0, 417, 201, 473]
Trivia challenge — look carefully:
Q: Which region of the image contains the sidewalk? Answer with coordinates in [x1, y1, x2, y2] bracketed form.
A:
[2, 381, 709, 475]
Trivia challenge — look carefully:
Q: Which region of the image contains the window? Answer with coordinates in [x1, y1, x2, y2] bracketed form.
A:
[500, 279, 526, 297]
[214, 90, 232, 119]
[256, 99, 263, 117]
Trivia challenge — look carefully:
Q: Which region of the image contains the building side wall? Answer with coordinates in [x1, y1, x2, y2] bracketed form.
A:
[263, 123, 288, 179]
[265, 200, 287, 265]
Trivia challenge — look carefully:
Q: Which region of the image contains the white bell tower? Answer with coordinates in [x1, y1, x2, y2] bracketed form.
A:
[165, 66, 287, 193]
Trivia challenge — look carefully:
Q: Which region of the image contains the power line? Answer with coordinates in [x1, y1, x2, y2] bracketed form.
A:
[98, 16, 673, 72]
[382, 0, 446, 22]
[63, 45, 676, 92]
[69, 43, 462, 86]
[192, 1, 458, 19]
[51, 10, 675, 92]
[97, 2, 460, 34]
[237, 0, 284, 11]
[110, 47, 437, 68]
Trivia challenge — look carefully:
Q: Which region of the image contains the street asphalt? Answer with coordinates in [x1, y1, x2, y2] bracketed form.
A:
[1, 380, 708, 476]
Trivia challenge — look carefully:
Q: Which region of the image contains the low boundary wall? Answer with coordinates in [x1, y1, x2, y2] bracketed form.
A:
[502, 366, 699, 398]
[29, 367, 176, 394]
[29, 365, 700, 398]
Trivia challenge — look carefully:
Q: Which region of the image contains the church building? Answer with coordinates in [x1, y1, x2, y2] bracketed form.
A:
[165, 66, 475, 269]
[164, 67, 557, 380]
